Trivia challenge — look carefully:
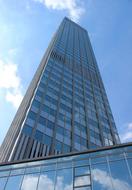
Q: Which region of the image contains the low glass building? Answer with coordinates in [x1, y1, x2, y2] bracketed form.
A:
[0, 143, 132, 190]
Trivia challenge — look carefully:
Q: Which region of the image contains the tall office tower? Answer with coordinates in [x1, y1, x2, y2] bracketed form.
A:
[0, 17, 120, 163]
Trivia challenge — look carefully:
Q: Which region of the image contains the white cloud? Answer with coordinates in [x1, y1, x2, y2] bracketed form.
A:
[6, 90, 23, 108]
[33, 0, 85, 22]
[0, 59, 23, 108]
[93, 169, 131, 190]
[21, 174, 72, 190]
[120, 122, 132, 143]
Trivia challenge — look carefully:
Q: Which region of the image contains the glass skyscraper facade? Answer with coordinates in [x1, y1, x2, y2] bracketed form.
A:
[0, 143, 132, 190]
[0, 17, 132, 190]
[0, 17, 120, 163]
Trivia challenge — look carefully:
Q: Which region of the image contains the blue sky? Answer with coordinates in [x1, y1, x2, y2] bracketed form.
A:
[0, 0, 132, 145]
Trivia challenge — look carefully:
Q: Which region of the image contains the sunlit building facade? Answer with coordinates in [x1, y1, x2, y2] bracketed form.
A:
[0, 17, 120, 163]
[1, 17, 131, 190]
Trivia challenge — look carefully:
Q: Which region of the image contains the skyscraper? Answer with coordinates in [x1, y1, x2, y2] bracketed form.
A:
[0, 17, 120, 163]
[0, 18, 132, 190]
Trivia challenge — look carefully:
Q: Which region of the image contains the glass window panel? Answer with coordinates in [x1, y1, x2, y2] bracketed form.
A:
[108, 153, 124, 161]
[10, 168, 25, 176]
[5, 175, 23, 190]
[0, 170, 10, 177]
[34, 130, 43, 142]
[41, 164, 56, 172]
[127, 158, 132, 174]
[25, 166, 40, 174]
[0, 165, 11, 171]
[91, 156, 106, 164]
[109, 159, 132, 189]
[55, 168, 72, 190]
[22, 125, 32, 136]
[75, 166, 90, 176]
[126, 152, 132, 158]
[63, 144, 71, 153]
[28, 111, 37, 120]
[74, 187, 91, 190]
[91, 163, 113, 190]
[55, 140, 62, 152]
[43, 135, 52, 146]
[21, 174, 39, 190]
[38, 170, 55, 190]
[0, 177, 7, 190]
[74, 175, 91, 187]
[57, 161, 72, 169]
[74, 159, 89, 167]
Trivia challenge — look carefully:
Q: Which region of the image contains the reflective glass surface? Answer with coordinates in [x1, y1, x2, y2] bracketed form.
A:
[56, 168, 72, 190]
[5, 176, 23, 190]
[92, 163, 113, 190]
[21, 174, 39, 190]
[109, 160, 132, 190]
[9, 18, 121, 161]
[0, 177, 7, 190]
[38, 171, 55, 190]
[0, 144, 131, 190]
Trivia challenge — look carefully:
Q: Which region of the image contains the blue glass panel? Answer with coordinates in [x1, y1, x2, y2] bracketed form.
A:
[43, 135, 52, 146]
[91, 163, 113, 190]
[74, 187, 91, 190]
[55, 168, 72, 190]
[5, 175, 23, 190]
[127, 158, 132, 174]
[32, 99, 40, 108]
[63, 144, 70, 153]
[41, 164, 56, 172]
[47, 120, 55, 129]
[91, 156, 106, 164]
[0, 177, 7, 190]
[74, 175, 91, 187]
[38, 116, 46, 125]
[75, 166, 90, 176]
[10, 168, 25, 176]
[74, 159, 89, 167]
[55, 140, 62, 152]
[21, 173, 39, 190]
[109, 159, 132, 190]
[34, 130, 43, 142]
[25, 166, 40, 174]
[57, 161, 72, 169]
[0, 170, 10, 177]
[28, 111, 37, 120]
[38, 171, 55, 190]
[22, 125, 32, 136]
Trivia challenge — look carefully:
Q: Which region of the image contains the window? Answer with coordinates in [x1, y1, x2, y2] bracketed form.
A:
[47, 120, 55, 130]
[38, 171, 55, 190]
[38, 116, 46, 126]
[22, 125, 32, 136]
[0, 177, 7, 190]
[28, 111, 37, 120]
[43, 135, 52, 146]
[74, 175, 91, 187]
[91, 163, 112, 190]
[75, 166, 90, 176]
[34, 130, 43, 142]
[5, 175, 23, 190]
[55, 168, 72, 190]
[109, 160, 132, 189]
[63, 144, 70, 153]
[55, 140, 62, 152]
[21, 174, 39, 190]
